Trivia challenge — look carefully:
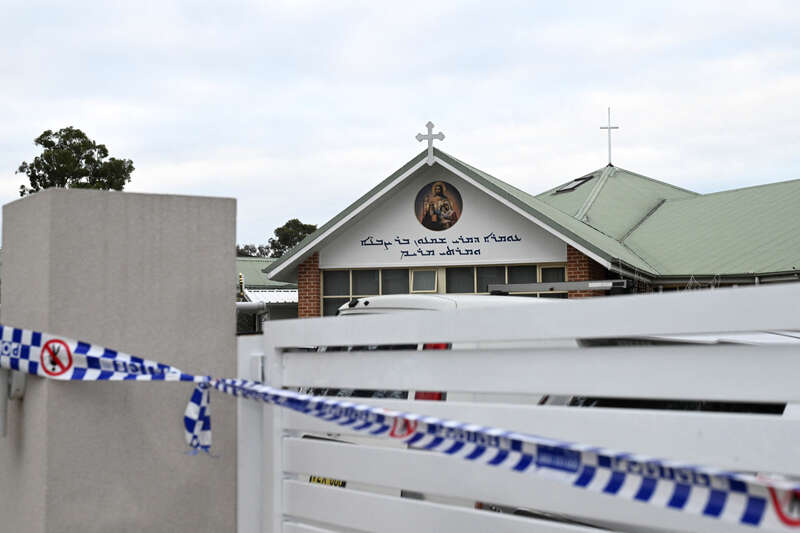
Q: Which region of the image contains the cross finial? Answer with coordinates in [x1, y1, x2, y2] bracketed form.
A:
[599, 107, 619, 165]
[416, 121, 445, 166]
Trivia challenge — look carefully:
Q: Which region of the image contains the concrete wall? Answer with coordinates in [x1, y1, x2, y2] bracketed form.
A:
[0, 189, 236, 533]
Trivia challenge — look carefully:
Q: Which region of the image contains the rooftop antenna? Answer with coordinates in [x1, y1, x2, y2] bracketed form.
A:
[416, 121, 445, 166]
[600, 106, 619, 166]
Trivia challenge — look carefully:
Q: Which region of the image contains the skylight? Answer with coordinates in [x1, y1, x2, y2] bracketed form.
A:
[555, 175, 594, 193]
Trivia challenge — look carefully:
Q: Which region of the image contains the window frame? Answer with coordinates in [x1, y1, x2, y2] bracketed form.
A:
[411, 268, 438, 293]
[321, 268, 414, 315]
[442, 263, 568, 297]
[321, 263, 569, 313]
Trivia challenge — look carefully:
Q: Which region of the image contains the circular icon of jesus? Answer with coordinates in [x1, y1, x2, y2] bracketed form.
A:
[414, 181, 463, 231]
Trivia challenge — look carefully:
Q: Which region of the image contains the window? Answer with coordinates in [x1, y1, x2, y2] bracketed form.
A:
[323, 298, 349, 316]
[381, 269, 409, 294]
[323, 270, 349, 296]
[412, 270, 436, 292]
[445, 267, 474, 293]
[352, 270, 379, 295]
[555, 175, 594, 193]
[476, 266, 505, 293]
[322, 269, 411, 315]
[508, 265, 537, 285]
[438, 265, 568, 296]
[541, 267, 566, 283]
[321, 264, 568, 313]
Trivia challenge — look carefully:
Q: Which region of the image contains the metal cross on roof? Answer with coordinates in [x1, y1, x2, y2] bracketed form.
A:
[416, 121, 445, 166]
[600, 107, 619, 165]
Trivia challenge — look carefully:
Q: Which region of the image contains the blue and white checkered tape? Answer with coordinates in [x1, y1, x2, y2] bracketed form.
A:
[1, 323, 799, 529]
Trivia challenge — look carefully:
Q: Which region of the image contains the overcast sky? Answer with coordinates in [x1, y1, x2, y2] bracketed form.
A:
[2, 1, 799, 244]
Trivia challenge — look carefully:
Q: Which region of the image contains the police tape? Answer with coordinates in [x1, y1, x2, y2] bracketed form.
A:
[0, 324, 214, 451]
[1, 324, 799, 530]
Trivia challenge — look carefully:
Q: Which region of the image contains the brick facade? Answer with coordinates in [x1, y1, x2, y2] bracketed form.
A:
[297, 252, 321, 317]
[566, 245, 608, 298]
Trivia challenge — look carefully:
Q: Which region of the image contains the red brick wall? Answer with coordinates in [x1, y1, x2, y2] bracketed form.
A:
[297, 253, 321, 317]
[566, 245, 608, 299]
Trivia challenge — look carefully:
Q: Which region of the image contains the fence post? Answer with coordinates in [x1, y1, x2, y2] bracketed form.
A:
[237, 336, 266, 533]
[262, 323, 284, 533]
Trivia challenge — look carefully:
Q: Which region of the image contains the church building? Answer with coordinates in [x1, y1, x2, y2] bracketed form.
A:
[265, 129, 800, 317]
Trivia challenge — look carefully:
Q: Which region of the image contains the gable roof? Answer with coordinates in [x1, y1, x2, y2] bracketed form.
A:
[265, 149, 658, 282]
[265, 148, 800, 283]
[265, 149, 431, 281]
[236, 257, 296, 289]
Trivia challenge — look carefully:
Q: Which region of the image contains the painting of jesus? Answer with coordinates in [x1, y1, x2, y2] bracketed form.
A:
[414, 181, 463, 231]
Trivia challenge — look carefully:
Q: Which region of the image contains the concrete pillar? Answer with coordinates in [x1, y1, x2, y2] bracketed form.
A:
[0, 189, 236, 533]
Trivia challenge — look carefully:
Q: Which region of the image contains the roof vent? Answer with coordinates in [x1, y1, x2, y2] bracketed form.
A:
[554, 175, 594, 194]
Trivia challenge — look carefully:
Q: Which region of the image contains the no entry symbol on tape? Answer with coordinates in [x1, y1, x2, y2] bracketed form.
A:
[40, 339, 73, 376]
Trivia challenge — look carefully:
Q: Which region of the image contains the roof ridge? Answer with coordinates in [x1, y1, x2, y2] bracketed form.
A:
[575, 166, 615, 221]
[611, 165, 698, 196]
[620, 198, 667, 243]
[568, 214, 661, 274]
[692, 177, 800, 198]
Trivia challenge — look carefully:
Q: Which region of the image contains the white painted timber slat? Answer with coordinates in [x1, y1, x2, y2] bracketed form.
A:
[283, 400, 800, 475]
[237, 336, 264, 533]
[282, 344, 800, 402]
[283, 479, 606, 533]
[282, 441, 760, 533]
[267, 283, 800, 347]
[282, 522, 338, 533]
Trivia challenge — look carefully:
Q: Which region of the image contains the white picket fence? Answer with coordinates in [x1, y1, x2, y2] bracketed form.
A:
[237, 283, 800, 533]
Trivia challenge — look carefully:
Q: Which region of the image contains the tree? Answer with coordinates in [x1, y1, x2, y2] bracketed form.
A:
[17, 126, 134, 196]
[236, 244, 270, 258]
[268, 219, 317, 258]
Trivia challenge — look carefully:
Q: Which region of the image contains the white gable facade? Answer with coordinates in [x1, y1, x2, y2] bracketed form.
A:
[319, 164, 566, 270]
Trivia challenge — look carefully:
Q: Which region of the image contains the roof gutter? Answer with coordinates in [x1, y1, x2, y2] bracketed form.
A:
[236, 301, 267, 314]
[602, 257, 655, 284]
[652, 271, 800, 286]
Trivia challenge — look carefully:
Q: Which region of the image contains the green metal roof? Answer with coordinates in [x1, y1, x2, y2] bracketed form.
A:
[236, 257, 296, 289]
[537, 166, 697, 240]
[623, 179, 800, 276]
[440, 152, 659, 273]
[265, 147, 800, 282]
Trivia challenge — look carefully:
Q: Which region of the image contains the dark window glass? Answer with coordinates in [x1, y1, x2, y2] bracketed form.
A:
[508, 265, 537, 285]
[412, 270, 436, 292]
[539, 292, 568, 299]
[352, 270, 379, 295]
[446, 267, 474, 293]
[541, 267, 566, 283]
[381, 269, 409, 294]
[323, 298, 350, 316]
[476, 266, 505, 293]
[323, 270, 349, 296]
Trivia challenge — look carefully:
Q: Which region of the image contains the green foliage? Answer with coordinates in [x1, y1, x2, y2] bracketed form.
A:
[268, 219, 317, 258]
[236, 244, 270, 258]
[17, 126, 134, 196]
